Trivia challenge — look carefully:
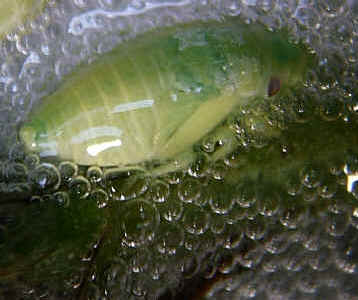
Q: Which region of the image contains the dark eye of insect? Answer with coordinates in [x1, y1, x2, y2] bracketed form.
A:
[268, 76, 281, 97]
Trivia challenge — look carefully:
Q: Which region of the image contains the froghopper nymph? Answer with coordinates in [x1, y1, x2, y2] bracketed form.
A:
[20, 19, 310, 175]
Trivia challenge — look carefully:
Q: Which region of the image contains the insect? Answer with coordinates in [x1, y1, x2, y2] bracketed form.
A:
[0, 0, 49, 38]
[20, 19, 309, 175]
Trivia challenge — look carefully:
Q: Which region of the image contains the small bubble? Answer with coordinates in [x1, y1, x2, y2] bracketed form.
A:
[147, 181, 170, 203]
[352, 207, 358, 229]
[317, 177, 337, 199]
[282, 245, 306, 272]
[325, 212, 350, 237]
[297, 271, 319, 294]
[69, 176, 91, 199]
[215, 252, 236, 274]
[121, 199, 159, 247]
[300, 165, 322, 189]
[209, 188, 235, 215]
[155, 222, 184, 255]
[188, 155, 208, 178]
[320, 95, 343, 121]
[58, 161, 78, 185]
[5, 162, 28, 182]
[263, 231, 291, 254]
[129, 0, 146, 10]
[221, 226, 243, 249]
[257, 193, 280, 217]
[285, 175, 302, 196]
[245, 217, 266, 240]
[41, 193, 55, 202]
[105, 169, 148, 201]
[208, 161, 228, 181]
[308, 247, 332, 271]
[53, 191, 70, 207]
[210, 215, 226, 234]
[234, 185, 257, 208]
[182, 204, 210, 235]
[327, 195, 350, 215]
[128, 274, 148, 297]
[236, 245, 264, 269]
[89, 189, 108, 208]
[182, 256, 200, 279]
[280, 206, 306, 229]
[158, 196, 183, 222]
[302, 186, 318, 203]
[225, 205, 247, 224]
[86, 166, 103, 185]
[24, 153, 40, 169]
[177, 177, 201, 203]
[74, 0, 89, 8]
[29, 163, 61, 192]
[351, 180, 358, 199]
[201, 136, 216, 153]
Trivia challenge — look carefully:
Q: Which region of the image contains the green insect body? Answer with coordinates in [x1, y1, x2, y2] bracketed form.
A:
[20, 20, 308, 174]
[0, 0, 49, 38]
